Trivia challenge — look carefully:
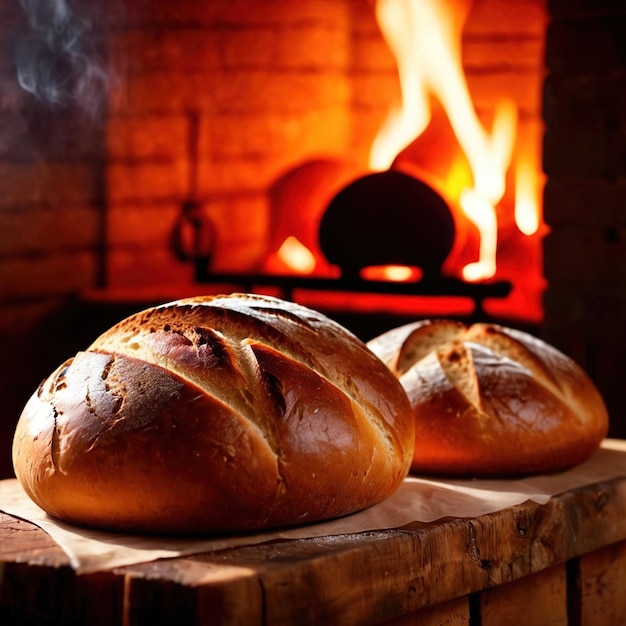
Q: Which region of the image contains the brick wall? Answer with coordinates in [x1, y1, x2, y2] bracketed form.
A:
[0, 2, 107, 330]
[104, 0, 393, 286]
[103, 0, 547, 289]
[0, 0, 547, 311]
[0, 0, 547, 477]
[0, 1, 109, 476]
[4, 0, 623, 475]
[0, 0, 397, 478]
[542, 0, 626, 438]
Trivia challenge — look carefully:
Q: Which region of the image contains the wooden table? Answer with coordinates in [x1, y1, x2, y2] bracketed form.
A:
[2, 474, 626, 626]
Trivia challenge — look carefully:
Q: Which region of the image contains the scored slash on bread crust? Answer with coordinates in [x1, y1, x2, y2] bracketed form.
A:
[12, 294, 414, 534]
[367, 319, 609, 477]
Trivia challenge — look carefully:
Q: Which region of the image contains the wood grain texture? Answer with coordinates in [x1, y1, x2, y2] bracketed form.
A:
[377, 596, 470, 626]
[479, 563, 568, 625]
[578, 539, 626, 626]
[2, 477, 626, 625]
[0, 512, 69, 568]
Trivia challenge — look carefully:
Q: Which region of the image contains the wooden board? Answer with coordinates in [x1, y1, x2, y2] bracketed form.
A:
[3, 477, 626, 625]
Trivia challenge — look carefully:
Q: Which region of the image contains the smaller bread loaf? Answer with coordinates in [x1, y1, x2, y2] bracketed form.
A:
[367, 319, 609, 476]
[12, 294, 414, 534]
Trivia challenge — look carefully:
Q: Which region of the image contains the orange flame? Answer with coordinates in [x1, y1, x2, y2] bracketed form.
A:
[371, 0, 529, 281]
[514, 150, 541, 237]
[277, 236, 317, 274]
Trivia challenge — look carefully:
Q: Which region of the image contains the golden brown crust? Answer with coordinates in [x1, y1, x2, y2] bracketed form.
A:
[13, 294, 414, 534]
[367, 320, 609, 477]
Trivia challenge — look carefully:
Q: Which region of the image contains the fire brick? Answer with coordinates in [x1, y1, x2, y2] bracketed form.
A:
[543, 228, 626, 283]
[1, 253, 98, 300]
[543, 128, 613, 178]
[209, 71, 351, 114]
[0, 163, 102, 209]
[350, 32, 396, 73]
[223, 0, 351, 26]
[112, 29, 223, 76]
[275, 25, 351, 71]
[547, 0, 626, 16]
[197, 158, 297, 197]
[203, 109, 350, 160]
[350, 73, 402, 110]
[463, 39, 545, 72]
[111, 71, 219, 114]
[106, 161, 188, 203]
[107, 248, 192, 289]
[106, 203, 182, 247]
[542, 179, 623, 227]
[543, 74, 621, 131]
[466, 70, 543, 114]
[467, 0, 547, 35]
[107, 115, 188, 160]
[0, 207, 100, 256]
[546, 16, 626, 73]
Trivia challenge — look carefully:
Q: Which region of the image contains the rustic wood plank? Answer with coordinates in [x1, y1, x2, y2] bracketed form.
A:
[73, 572, 126, 626]
[0, 512, 70, 568]
[578, 539, 626, 626]
[0, 562, 76, 625]
[479, 563, 568, 625]
[2, 477, 626, 625]
[0, 562, 124, 625]
[0, 514, 124, 625]
[377, 596, 469, 625]
[119, 558, 264, 626]
[115, 478, 626, 625]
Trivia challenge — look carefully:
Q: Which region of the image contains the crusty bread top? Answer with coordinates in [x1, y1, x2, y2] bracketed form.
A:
[13, 293, 415, 533]
[367, 318, 609, 477]
[369, 319, 604, 427]
[90, 293, 409, 460]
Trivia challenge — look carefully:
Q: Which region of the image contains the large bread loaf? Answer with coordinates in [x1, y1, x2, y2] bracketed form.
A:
[13, 294, 414, 534]
[367, 319, 609, 476]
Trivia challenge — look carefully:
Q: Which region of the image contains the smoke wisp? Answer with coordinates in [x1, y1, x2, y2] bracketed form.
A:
[16, 0, 111, 119]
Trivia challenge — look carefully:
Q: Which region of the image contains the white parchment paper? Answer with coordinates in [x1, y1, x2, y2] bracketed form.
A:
[2, 439, 626, 574]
